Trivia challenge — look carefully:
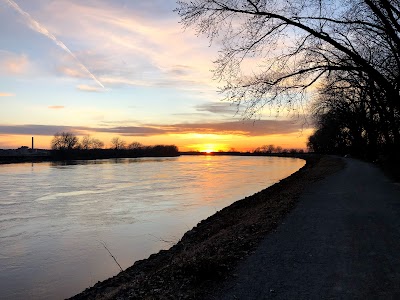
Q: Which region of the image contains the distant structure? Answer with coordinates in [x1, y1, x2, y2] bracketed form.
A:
[0, 136, 50, 158]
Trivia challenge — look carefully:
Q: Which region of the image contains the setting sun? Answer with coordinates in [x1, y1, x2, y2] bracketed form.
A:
[200, 148, 215, 154]
[198, 144, 226, 153]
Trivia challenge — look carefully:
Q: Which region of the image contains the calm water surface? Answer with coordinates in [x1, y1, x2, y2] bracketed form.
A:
[0, 155, 305, 299]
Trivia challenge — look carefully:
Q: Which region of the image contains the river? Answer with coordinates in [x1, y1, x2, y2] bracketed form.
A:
[0, 155, 305, 299]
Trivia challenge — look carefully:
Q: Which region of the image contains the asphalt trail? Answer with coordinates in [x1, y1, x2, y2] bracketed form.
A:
[209, 158, 400, 299]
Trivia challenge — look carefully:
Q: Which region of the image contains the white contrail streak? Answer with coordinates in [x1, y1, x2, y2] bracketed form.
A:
[5, 0, 105, 89]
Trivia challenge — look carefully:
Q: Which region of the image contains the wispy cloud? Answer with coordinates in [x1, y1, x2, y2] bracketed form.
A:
[48, 106, 65, 109]
[0, 93, 15, 97]
[34, 0, 217, 92]
[57, 66, 87, 78]
[4, 0, 105, 89]
[77, 85, 105, 93]
[196, 102, 240, 115]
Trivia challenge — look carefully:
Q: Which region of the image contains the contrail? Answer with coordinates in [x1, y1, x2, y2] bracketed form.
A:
[4, 0, 105, 89]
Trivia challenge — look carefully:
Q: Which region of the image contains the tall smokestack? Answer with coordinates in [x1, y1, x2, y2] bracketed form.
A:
[32, 137, 34, 150]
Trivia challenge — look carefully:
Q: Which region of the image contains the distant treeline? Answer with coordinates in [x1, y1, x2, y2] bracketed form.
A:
[181, 144, 305, 156]
[49, 132, 179, 160]
[252, 145, 304, 155]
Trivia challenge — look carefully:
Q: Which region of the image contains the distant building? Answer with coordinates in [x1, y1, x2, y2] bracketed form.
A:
[0, 147, 50, 157]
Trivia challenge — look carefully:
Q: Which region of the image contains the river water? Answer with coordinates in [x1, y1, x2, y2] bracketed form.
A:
[0, 155, 305, 299]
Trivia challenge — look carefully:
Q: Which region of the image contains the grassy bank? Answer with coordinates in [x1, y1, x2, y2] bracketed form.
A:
[70, 155, 344, 300]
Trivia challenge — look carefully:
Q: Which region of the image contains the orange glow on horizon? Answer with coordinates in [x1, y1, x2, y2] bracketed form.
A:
[194, 143, 229, 153]
[201, 149, 214, 154]
[0, 129, 313, 152]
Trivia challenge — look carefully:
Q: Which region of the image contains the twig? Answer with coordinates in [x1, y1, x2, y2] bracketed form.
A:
[148, 234, 176, 246]
[98, 240, 123, 272]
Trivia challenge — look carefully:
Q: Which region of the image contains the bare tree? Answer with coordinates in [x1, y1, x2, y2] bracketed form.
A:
[176, 0, 400, 125]
[80, 135, 92, 150]
[111, 137, 126, 150]
[266, 144, 275, 153]
[91, 138, 104, 150]
[51, 132, 79, 150]
[308, 70, 390, 157]
[128, 141, 143, 150]
[80, 135, 104, 150]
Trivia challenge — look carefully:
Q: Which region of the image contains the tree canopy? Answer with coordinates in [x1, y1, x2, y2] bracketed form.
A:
[51, 132, 79, 150]
[176, 0, 400, 157]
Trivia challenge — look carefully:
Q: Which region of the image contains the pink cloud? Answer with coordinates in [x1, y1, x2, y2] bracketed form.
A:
[0, 51, 29, 75]
[0, 93, 15, 97]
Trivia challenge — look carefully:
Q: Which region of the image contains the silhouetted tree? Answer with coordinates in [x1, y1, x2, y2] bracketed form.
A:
[91, 138, 105, 150]
[254, 144, 275, 153]
[80, 135, 91, 150]
[51, 132, 79, 150]
[177, 0, 399, 115]
[80, 135, 104, 150]
[308, 69, 399, 158]
[128, 141, 143, 150]
[266, 145, 275, 154]
[111, 137, 126, 150]
[177, 0, 400, 155]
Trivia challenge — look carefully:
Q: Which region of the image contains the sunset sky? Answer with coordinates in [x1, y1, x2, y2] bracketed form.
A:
[0, 0, 313, 152]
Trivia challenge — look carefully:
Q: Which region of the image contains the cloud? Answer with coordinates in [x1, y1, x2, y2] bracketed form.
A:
[0, 124, 163, 136]
[57, 66, 87, 78]
[34, 0, 217, 91]
[77, 84, 105, 93]
[0, 50, 29, 75]
[158, 120, 309, 136]
[0, 93, 15, 97]
[5, 0, 104, 89]
[196, 102, 240, 115]
[48, 106, 65, 109]
[0, 125, 80, 136]
[0, 119, 310, 138]
[90, 126, 165, 136]
[166, 65, 193, 77]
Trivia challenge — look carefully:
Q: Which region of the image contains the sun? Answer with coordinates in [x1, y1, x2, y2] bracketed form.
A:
[200, 148, 215, 154]
[199, 144, 218, 153]
[188, 143, 230, 153]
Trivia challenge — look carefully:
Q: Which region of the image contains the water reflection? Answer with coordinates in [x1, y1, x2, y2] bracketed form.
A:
[0, 156, 305, 299]
[49, 157, 178, 167]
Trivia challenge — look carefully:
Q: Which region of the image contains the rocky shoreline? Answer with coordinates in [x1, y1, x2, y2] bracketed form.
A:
[69, 155, 344, 299]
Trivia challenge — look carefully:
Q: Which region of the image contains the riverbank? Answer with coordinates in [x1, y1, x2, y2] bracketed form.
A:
[0, 146, 179, 165]
[70, 155, 344, 299]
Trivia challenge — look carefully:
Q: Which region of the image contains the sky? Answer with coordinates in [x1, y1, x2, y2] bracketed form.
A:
[0, 0, 313, 152]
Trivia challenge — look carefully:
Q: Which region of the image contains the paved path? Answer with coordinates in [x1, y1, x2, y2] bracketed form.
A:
[209, 158, 400, 299]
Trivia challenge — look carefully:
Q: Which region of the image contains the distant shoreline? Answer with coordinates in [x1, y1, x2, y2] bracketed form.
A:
[0, 151, 307, 165]
[0, 146, 180, 165]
